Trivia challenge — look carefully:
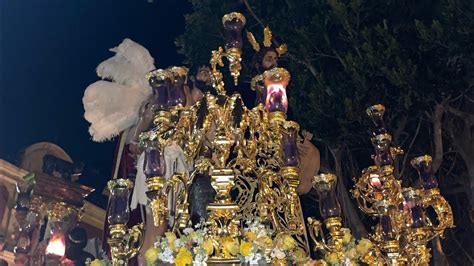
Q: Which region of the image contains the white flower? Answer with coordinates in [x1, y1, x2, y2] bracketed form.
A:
[174, 239, 183, 249]
[270, 248, 285, 259]
[193, 252, 208, 264]
[343, 258, 353, 266]
[183, 227, 194, 235]
[158, 247, 174, 263]
[256, 228, 268, 239]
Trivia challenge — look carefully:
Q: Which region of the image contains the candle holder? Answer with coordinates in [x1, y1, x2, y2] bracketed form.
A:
[146, 69, 172, 127]
[168, 66, 188, 108]
[411, 155, 454, 235]
[107, 179, 144, 266]
[222, 12, 245, 85]
[351, 104, 453, 265]
[263, 67, 291, 125]
[307, 173, 345, 260]
[143, 146, 167, 227]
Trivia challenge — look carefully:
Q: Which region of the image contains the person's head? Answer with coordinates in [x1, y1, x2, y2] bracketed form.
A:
[195, 66, 212, 85]
[185, 65, 211, 106]
[66, 226, 88, 249]
[252, 47, 279, 75]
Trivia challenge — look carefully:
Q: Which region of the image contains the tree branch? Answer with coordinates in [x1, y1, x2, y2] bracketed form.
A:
[242, 0, 264, 27]
[432, 103, 446, 172]
[286, 53, 319, 79]
[450, 230, 474, 264]
[400, 117, 422, 177]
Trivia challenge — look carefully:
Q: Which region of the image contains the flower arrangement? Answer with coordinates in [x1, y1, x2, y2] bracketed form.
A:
[145, 225, 210, 266]
[269, 232, 309, 265]
[309, 228, 374, 266]
[144, 219, 310, 265]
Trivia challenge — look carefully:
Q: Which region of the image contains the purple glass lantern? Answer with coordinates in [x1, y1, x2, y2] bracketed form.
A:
[373, 133, 393, 167]
[380, 215, 396, 241]
[375, 201, 396, 241]
[222, 12, 246, 50]
[366, 104, 387, 136]
[411, 155, 438, 190]
[146, 69, 172, 110]
[313, 173, 342, 220]
[281, 122, 299, 167]
[402, 189, 425, 228]
[168, 66, 188, 107]
[107, 179, 133, 225]
[143, 146, 166, 178]
[264, 68, 290, 113]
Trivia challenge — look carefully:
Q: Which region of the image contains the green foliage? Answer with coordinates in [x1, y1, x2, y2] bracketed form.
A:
[177, 0, 474, 263]
[177, 0, 472, 160]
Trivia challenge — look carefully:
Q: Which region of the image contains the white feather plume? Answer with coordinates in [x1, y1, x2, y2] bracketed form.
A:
[83, 39, 155, 142]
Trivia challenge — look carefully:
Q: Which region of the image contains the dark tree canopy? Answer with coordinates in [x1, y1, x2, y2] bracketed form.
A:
[176, 0, 474, 264]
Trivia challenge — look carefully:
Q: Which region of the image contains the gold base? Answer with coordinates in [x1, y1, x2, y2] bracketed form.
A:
[280, 166, 298, 178]
[207, 203, 239, 210]
[145, 176, 166, 191]
[153, 110, 171, 126]
[211, 168, 236, 204]
[269, 111, 287, 125]
[380, 165, 394, 176]
[109, 224, 126, 237]
[382, 240, 400, 253]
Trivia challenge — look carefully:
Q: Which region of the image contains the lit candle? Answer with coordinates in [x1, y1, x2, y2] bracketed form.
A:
[46, 234, 66, 257]
[369, 174, 382, 189]
[263, 68, 290, 114]
[265, 84, 288, 113]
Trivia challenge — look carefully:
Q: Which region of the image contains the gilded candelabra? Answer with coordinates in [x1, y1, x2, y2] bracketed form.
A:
[136, 12, 310, 264]
[351, 104, 454, 265]
[307, 173, 345, 258]
[107, 179, 144, 266]
[307, 105, 454, 265]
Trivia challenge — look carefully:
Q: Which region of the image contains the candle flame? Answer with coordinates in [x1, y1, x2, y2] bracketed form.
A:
[46, 234, 65, 257]
[369, 174, 382, 189]
[265, 84, 288, 112]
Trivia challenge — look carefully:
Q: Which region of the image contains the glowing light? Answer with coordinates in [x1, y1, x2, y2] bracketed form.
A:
[369, 174, 382, 189]
[45, 234, 66, 257]
[265, 84, 288, 113]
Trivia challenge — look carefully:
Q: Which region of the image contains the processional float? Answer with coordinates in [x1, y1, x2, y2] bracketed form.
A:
[104, 12, 453, 266]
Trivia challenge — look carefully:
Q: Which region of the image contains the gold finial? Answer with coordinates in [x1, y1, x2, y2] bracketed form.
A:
[222, 12, 246, 26]
[145, 69, 172, 81]
[263, 26, 272, 47]
[276, 43, 288, 56]
[168, 66, 188, 77]
[263, 67, 291, 86]
[411, 155, 433, 168]
[366, 104, 385, 118]
[246, 31, 260, 52]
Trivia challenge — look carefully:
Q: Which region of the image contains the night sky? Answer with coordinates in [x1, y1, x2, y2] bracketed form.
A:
[0, 0, 191, 207]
